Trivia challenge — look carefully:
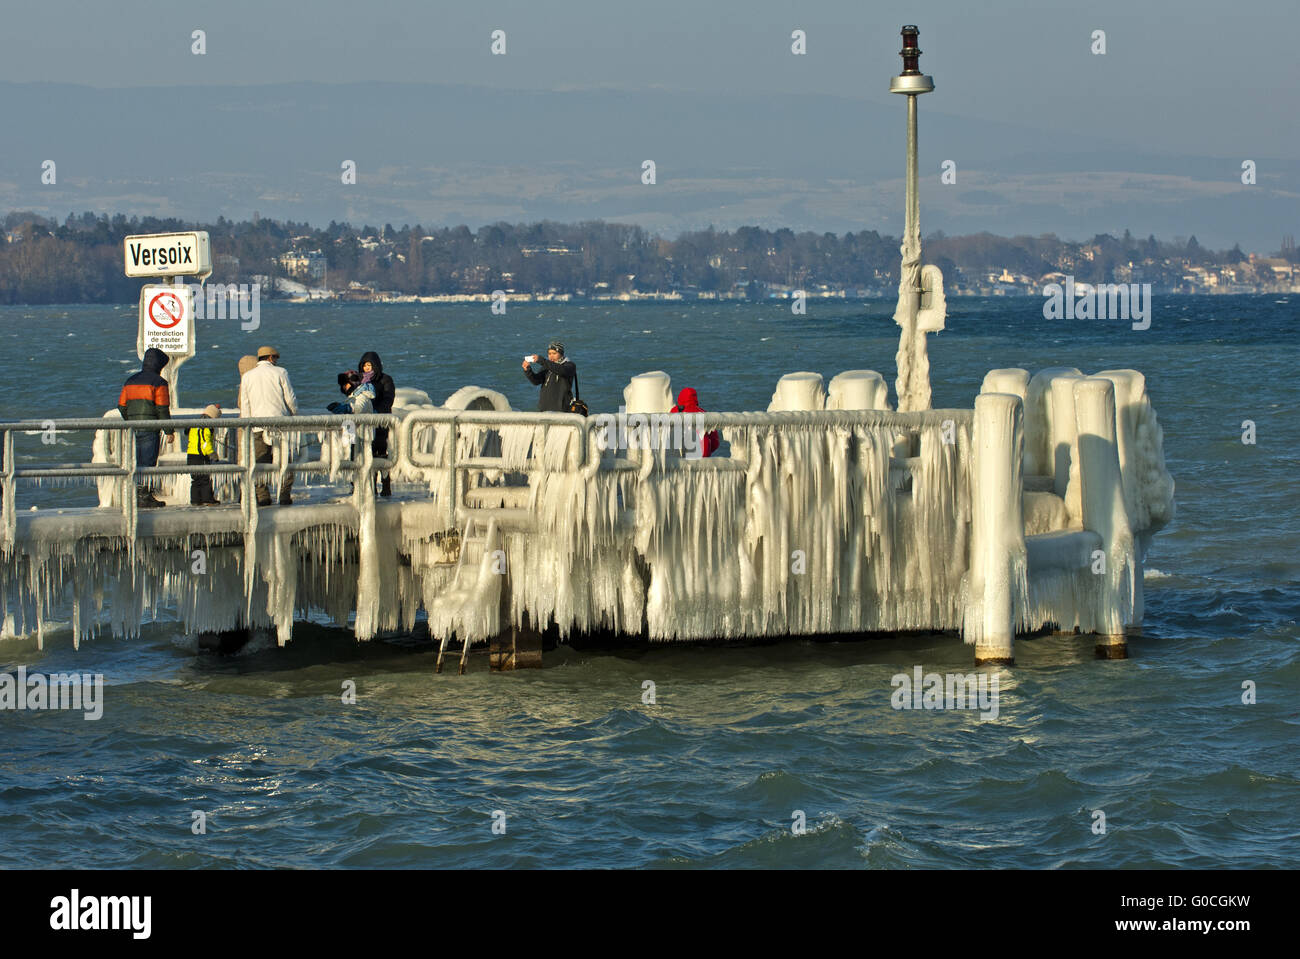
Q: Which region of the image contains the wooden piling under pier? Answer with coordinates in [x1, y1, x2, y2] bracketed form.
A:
[490, 626, 544, 671]
[1095, 634, 1129, 660]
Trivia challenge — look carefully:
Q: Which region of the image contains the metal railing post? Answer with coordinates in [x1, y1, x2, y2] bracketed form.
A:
[278, 430, 291, 499]
[242, 423, 255, 513]
[1, 429, 14, 552]
[123, 426, 137, 514]
[447, 414, 459, 527]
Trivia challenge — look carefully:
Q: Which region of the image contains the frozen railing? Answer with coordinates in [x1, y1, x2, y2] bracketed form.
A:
[0, 414, 396, 551]
[401, 406, 974, 464]
[1, 406, 977, 541]
[397, 405, 978, 517]
[398, 408, 590, 525]
[0, 401, 1147, 663]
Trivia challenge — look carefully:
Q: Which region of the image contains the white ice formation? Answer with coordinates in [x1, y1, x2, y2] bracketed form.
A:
[2, 364, 1172, 660]
[624, 372, 674, 413]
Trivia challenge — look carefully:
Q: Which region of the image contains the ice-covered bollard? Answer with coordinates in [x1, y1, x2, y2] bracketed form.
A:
[1046, 371, 1085, 520]
[440, 385, 509, 412]
[968, 392, 1027, 665]
[1093, 368, 1175, 633]
[1073, 377, 1135, 659]
[826, 370, 891, 410]
[624, 372, 673, 413]
[1094, 369, 1145, 632]
[1023, 367, 1081, 478]
[980, 368, 1029, 401]
[1092, 369, 1174, 536]
[768, 372, 826, 411]
[621, 372, 674, 469]
[393, 386, 435, 410]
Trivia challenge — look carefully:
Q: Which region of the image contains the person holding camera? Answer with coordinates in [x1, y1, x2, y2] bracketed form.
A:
[521, 340, 578, 413]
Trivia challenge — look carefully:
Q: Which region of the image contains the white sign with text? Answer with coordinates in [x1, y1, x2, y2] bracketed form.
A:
[123, 231, 212, 278]
[137, 285, 195, 358]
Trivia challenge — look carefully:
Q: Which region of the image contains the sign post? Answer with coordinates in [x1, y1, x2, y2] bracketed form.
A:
[124, 232, 209, 412]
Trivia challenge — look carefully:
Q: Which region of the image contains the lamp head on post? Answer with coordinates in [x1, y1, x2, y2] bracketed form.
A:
[889, 24, 935, 94]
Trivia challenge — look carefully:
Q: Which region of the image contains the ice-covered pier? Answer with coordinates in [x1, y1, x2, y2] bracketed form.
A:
[0, 25, 1174, 668]
[0, 364, 1172, 667]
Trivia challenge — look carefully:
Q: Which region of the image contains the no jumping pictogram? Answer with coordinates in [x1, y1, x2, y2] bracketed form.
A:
[148, 291, 184, 329]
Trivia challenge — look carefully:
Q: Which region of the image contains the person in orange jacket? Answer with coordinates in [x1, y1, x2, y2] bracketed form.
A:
[118, 347, 172, 508]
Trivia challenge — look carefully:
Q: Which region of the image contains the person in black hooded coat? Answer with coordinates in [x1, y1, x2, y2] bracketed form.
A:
[358, 351, 395, 496]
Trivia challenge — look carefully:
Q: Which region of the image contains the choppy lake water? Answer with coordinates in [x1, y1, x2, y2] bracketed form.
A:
[1, 295, 1296, 868]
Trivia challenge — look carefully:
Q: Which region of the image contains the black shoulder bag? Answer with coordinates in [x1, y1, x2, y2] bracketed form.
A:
[568, 370, 589, 417]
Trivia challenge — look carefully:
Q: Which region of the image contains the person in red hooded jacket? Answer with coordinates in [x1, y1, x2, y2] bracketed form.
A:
[670, 387, 720, 458]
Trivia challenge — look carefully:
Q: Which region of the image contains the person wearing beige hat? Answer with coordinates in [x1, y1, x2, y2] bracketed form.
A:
[187, 404, 222, 505]
[239, 345, 298, 506]
[236, 355, 258, 403]
[235, 355, 258, 466]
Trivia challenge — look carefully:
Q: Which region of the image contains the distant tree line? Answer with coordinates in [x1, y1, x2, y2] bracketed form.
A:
[0, 210, 1282, 304]
[924, 229, 1258, 287]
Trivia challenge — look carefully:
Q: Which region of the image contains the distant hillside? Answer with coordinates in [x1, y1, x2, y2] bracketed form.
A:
[3, 211, 1289, 304]
[0, 81, 1296, 250]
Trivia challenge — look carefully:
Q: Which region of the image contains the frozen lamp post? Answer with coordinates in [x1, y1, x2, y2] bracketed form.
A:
[890, 25, 946, 414]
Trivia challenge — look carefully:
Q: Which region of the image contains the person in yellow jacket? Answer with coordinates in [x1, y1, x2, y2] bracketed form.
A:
[187, 404, 222, 506]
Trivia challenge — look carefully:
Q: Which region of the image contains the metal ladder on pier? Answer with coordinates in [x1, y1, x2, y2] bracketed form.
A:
[433, 516, 502, 674]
